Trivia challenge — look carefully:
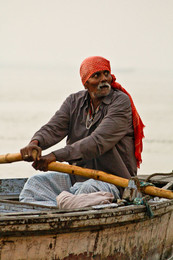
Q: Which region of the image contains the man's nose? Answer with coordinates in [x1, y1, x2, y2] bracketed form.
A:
[100, 73, 107, 82]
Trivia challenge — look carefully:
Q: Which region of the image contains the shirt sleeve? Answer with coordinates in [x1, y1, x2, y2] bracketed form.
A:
[31, 96, 71, 150]
[53, 93, 133, 162]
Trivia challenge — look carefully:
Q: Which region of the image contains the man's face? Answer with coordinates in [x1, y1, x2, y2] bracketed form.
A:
[84, 70, 112, 100]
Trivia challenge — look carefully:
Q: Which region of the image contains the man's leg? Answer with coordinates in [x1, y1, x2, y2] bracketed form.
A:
[70, 179, 120, 200]
[19, 172, 72, 206]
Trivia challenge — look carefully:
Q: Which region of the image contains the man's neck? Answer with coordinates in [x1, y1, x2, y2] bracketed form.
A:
[90, 97, 103, 110]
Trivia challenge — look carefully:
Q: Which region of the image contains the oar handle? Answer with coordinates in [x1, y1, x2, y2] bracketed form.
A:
[47, 162, 173, 199]
[0, 150, 37, 163]
[48, 161, 129, 188]
[0, 153, 22, 163]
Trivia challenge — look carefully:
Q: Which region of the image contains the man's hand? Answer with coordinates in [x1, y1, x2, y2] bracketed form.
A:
[32, 153, 56, 172]
[20, 140, 42, 162]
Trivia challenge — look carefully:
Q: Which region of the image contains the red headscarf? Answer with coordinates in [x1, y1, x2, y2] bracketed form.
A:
[80, 56, 145, 168]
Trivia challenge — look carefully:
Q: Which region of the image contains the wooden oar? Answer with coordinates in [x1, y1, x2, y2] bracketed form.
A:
[0, 152, 173, 199]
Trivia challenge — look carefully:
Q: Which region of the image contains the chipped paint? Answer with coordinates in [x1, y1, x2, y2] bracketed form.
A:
[0, 201, 172, 259]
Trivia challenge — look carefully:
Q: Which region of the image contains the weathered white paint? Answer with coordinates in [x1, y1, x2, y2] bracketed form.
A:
[0, 201, 172, 259]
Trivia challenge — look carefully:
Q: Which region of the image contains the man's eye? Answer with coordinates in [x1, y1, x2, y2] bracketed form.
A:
[104, 71, 109, 76]
[92, 72, 100, 78]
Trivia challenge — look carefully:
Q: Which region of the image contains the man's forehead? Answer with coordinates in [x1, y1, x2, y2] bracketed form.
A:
[90, 70, 110, 76]
[80, 56, 111, 85]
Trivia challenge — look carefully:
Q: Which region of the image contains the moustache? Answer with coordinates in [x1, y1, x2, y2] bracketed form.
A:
[97, 82, 111, 90]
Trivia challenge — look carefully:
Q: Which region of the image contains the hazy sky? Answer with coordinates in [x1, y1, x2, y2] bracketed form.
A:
[1, 0, 173, 70]
[0, 0, 173, 176]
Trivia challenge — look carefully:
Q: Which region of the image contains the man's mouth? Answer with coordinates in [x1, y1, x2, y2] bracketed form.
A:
[97, 83, 111, 90]
[100, 85, 108, 89]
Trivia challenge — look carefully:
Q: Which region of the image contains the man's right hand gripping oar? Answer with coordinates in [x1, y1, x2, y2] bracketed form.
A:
[20, 140, 56, 172]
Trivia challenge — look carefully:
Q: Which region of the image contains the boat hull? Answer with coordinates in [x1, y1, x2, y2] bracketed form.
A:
[0, 200, 173, 260]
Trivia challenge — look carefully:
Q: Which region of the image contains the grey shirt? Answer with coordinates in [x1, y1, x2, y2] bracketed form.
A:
[32, 89, 137, 184]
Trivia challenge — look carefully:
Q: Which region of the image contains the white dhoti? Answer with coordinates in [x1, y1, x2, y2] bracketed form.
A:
[19, 171, 120, 207]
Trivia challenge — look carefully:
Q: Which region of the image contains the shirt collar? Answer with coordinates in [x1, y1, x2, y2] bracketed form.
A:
[81, 90, 90, 108]
[101, 88, 114, 105]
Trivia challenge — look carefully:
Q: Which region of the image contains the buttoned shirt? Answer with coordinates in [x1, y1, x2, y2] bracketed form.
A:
[32, 89, 137, 184]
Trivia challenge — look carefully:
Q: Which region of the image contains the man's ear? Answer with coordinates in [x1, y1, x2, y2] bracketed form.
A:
[84, 81, 88, 89]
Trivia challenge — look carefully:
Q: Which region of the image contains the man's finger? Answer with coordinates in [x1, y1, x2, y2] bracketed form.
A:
[37, 150, 41, 161]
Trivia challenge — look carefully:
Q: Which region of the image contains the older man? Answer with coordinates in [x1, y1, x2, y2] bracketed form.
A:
[20, 56, 144, 206]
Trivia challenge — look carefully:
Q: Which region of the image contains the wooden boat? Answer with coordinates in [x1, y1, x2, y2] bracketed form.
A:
[0, 174, 173, 260]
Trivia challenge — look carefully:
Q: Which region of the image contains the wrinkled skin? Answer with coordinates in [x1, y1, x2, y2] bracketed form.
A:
[20, 140, 56, 171]
[20, 141, 42, 162]
[84, 70, 112, 109]
[32, 153, 56, 172]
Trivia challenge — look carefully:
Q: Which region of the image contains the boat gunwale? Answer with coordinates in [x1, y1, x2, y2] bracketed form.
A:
[0, 199, 172, 219]
[0, 199, 172, 237]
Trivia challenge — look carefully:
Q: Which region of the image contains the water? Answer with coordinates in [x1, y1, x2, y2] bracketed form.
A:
[0, 66, 173, 178]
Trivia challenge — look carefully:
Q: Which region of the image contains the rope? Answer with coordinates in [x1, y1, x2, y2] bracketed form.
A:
[133, 196, 154, 218]
[145, 171, 173, 182]
[140, 181, 155, 187]
[123, 177, 155, 218]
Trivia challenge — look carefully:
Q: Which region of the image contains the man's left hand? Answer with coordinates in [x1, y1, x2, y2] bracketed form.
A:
[32, 153, 56, 172]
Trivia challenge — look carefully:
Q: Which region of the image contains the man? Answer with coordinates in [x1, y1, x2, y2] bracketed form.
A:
[20, 56, 144, 206]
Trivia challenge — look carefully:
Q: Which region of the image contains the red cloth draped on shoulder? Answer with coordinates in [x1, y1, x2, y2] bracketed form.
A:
[111, 74, 145, 168]
[80, 56, 145, 168]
